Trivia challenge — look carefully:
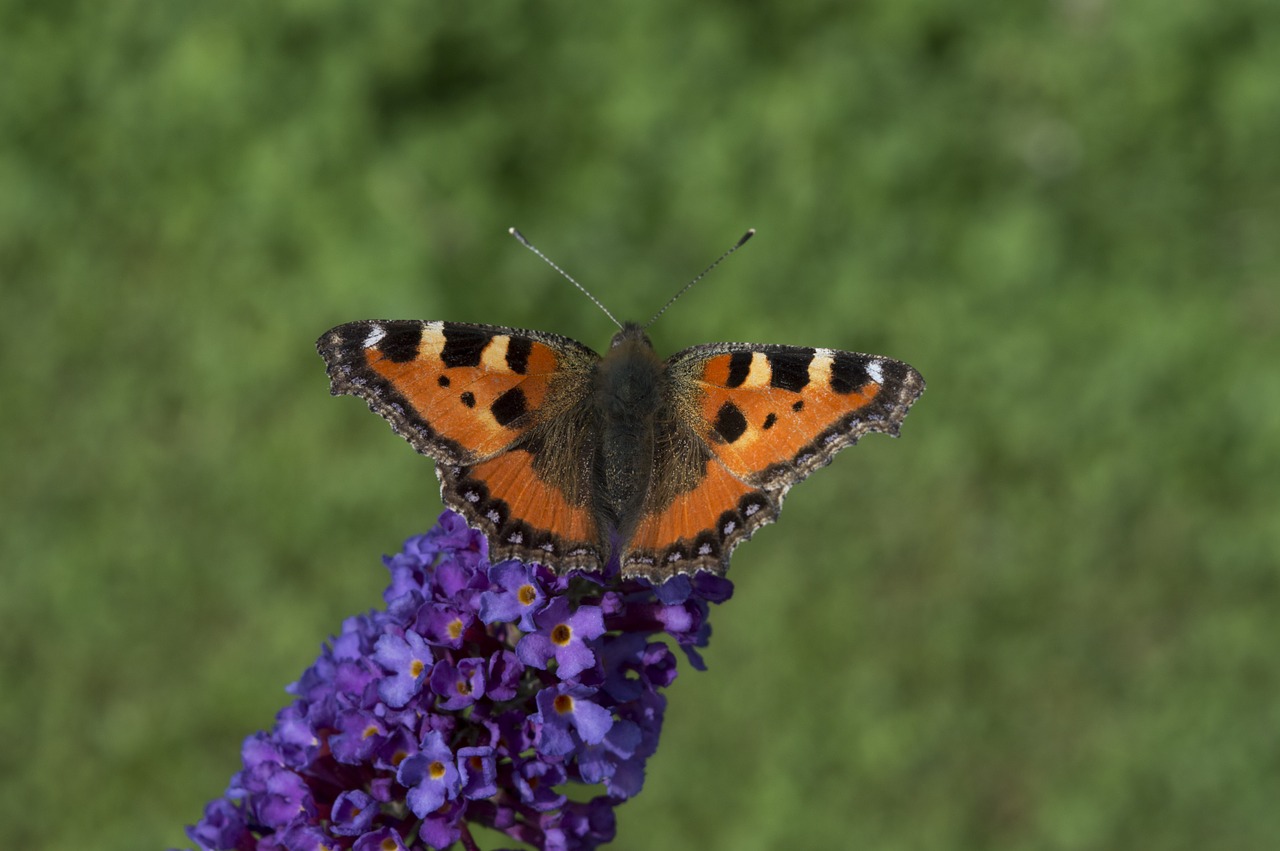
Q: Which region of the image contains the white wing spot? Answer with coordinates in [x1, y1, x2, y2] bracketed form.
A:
[866, 359, 885, 384]
[723, 520, 737, 535]
[667, 552, 682, 563]
[480, 334, 511, 371]
[745, 352, 772, 387]
[508, 531, 524, 544]
[486, 509, 501, 523]
[362, 325, 386, 349]
[745, 503, 760, 517]
[465, 490, 480, 503]
[698, 543, 712, 555]
[810, 350, 834, 386]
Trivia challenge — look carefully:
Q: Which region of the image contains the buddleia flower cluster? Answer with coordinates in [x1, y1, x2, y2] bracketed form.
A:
[184, 511, 732, 851]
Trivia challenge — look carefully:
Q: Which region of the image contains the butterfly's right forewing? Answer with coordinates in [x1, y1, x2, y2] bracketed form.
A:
[318, 320, 609, 571]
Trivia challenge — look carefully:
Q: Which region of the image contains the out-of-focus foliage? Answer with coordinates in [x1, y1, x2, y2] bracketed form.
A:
[2, 2, 1277, 849]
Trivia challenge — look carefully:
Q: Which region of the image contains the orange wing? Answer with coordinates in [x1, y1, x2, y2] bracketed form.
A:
[318, 320, 608, 570]
[685, 346, 924, 489]
[621, 344, 924, 581]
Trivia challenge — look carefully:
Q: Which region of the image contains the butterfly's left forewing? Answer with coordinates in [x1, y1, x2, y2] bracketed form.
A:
[621, 342, 924, 580]
[684, 344, 925, 489]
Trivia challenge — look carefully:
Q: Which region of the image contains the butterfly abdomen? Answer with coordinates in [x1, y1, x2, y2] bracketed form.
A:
[591, 324, 665, 540]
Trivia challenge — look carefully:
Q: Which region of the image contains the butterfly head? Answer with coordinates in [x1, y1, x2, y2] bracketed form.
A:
[608, 322, 654, 352]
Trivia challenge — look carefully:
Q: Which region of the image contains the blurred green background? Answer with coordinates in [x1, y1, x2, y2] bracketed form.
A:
[4, 2, 1278, 849]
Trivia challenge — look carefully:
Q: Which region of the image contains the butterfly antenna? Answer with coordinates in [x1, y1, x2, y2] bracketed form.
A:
[509, 228, 623, 330]
[645, 228, 755, 329]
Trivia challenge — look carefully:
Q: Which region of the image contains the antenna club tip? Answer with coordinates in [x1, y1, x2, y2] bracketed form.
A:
[737, 228, 756, 247]
[509, 227, 531, 247]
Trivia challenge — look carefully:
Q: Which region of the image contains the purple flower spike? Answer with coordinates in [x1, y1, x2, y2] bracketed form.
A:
[184, 510, 734, 851]
[396, 730, 460, 818]
[517, 596, 606, 680]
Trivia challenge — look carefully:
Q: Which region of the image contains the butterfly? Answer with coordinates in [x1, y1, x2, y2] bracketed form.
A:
[317, 230, 924, 582]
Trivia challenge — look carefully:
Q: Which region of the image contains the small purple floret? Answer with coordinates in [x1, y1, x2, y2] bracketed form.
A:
[457, 744, 498, 800]
[372, 629, 431, 708]
[534, 683, 614, 757]
[429, 657, 486, 710]
[480, 560, 547, 630]
[397, 730, 461, 818]
[517, 596, 606, 680]
[330, 789, 377, 836]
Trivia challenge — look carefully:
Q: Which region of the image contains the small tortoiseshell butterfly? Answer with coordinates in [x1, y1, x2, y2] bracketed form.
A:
[317, 230, 924, 582]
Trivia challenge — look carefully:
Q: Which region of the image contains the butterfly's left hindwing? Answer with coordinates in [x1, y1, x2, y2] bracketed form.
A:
[317, 320, 609, 570]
